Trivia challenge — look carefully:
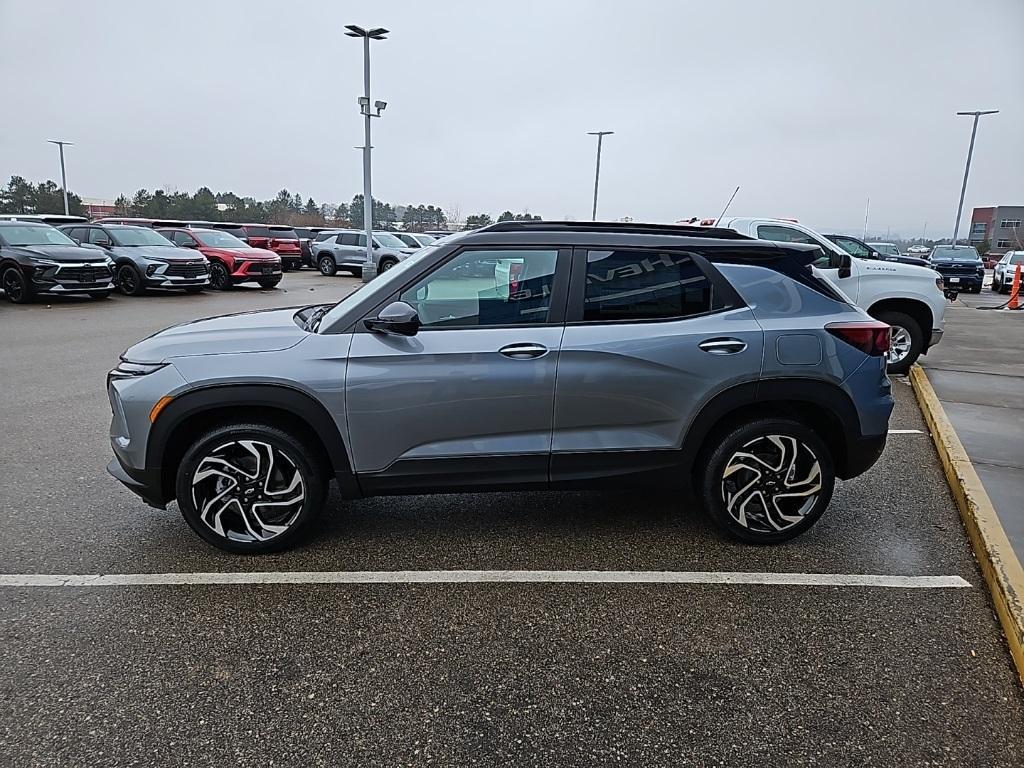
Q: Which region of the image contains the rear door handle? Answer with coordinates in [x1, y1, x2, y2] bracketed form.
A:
[698, 338, 747, 354]
[499, 343, 548, 360]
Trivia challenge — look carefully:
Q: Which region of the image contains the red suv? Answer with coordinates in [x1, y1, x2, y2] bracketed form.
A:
[159, 227, 282, 290]
[240, 224, 302, 271]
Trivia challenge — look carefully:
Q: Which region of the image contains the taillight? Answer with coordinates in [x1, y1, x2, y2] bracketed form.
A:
[826, 321, 891, 356]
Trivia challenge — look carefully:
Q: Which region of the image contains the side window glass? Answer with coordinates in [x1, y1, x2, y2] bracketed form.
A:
[357, 234, 367, 248]
[399, 249, 558, 327]
[88, 228, 111, 246]
[583, 250, 714, 322]
[757, 225, 831, 268]
[174, 231, 193, 246]
[837, 237, 870, 258]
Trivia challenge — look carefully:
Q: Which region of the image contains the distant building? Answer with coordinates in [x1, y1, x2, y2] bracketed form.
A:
[969, 205, 1024, 255]
[82, 197, 117, 219]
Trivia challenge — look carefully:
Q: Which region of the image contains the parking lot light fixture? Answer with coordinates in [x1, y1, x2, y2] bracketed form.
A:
[587, 131, 613, 221]
[346, 24, 389, 282]
[46, 140, 74, 216]
[951, 110, 998, 246]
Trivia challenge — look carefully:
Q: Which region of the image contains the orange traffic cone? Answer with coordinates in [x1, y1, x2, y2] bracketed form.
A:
[1009, 264, 1022, 310]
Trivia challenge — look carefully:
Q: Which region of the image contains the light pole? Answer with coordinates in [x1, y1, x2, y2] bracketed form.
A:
[952, 110, 998, 245]
[587, 131, 613, 221]
[47, 140, 74, 215]
[345, 24, 388, 282]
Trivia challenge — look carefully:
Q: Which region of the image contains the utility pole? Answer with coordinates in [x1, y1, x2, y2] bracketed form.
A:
[952, 110, 998, 245]
[862, 196, 870, 240]
[587, 131, 613, 221]
[345, 25, 389, 282]
[47, 140, 74, 215]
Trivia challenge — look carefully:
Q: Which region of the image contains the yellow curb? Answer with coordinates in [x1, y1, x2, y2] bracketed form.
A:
[910, 365, 1024, 685]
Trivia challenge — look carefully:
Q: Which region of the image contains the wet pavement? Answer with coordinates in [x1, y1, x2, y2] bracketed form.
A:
[1, 272, 1023, 767]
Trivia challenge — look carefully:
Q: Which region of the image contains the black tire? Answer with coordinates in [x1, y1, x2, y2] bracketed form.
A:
[992, 277, 1001, 292]
[208, 262, 232, 290]
[184, 286, 204, 295]
[378, 257, 398, 273]
[873, 309, 922, 376]
[90, 291, 113, 300]
[117, 263, 146, 296]
[258, 278, 281, 289]
[281, 261, 291, 272]
[175, 423, 328, 554]
[318, 254, 337, 276]
[1, 266, 32, 304]
[700, 418, 835, 544]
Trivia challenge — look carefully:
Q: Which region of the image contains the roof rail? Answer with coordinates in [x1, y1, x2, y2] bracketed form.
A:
[479, 220, 750, 240]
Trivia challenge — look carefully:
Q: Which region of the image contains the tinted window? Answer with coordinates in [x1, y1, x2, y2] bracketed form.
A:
[213, 224, 248, 238]
[398, 234, 418, 247]
[400, 249, 558, 327]
[88, 228, 114, 246]
[583, 250, 714, 322]
[66, 227, 89, 243]
[245, 225, 271, 238]
[293, 228, 311, 238]
[313, 231, 336, 242]
[340, 233, 359, 246]
[268, 227, 298, 239]
[170, 231, 195, 246]
[357, 234, 367, 248]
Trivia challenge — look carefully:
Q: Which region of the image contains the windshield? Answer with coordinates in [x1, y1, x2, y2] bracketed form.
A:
[212, 224, 247, 238]
[869, 243, 900, 256]
[110, 228, 174, 247]
[931, 246, 979, 261]
[0, 225, 77, 247]
[1008, 253, 1024, 265]
[373, 232, 407, 249]
[195, 230, 248, 248]
[415, 234, 437, 245]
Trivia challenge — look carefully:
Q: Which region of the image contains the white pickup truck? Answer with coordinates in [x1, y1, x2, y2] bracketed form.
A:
[710, 217, 947, 374]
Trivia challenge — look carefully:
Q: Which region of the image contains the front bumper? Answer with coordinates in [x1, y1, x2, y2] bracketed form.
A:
[936, 273, 984, 290]
[928, 328, 944, 349]
[143, 275, 209, 288]
[231, 262, 282, 281]
[107, 456, 168, 509]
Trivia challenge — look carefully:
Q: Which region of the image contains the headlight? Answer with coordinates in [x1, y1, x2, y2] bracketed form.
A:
[146, 264, 159, 276]
[109, 360, 167, 379]
[935, 277, 944, 292]
[29, 257, 59, 267]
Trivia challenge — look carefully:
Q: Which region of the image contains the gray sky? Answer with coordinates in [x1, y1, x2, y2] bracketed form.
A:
[1, 0, 1021, 236]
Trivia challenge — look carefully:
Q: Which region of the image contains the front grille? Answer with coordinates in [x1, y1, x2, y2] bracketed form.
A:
[935, 265, 980, 277]
[165, 262, 208, 278]
[58, 265, 111, 283]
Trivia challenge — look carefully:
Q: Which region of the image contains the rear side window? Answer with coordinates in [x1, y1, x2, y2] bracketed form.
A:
[583, 250, 715, 322]
[340, 233, 359, 246]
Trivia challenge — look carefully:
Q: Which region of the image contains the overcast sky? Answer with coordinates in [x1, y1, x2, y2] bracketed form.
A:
[1, 0, 1021, 236]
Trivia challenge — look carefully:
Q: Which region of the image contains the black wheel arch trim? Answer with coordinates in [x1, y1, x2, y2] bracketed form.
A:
[679, 377, 874, 480]
[147, 383, 360, 500]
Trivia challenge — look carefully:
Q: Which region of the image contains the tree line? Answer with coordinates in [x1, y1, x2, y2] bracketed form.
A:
[0, 176, 543, 232]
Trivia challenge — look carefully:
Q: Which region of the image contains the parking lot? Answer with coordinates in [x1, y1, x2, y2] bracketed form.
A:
[2, 272, 1024, 766]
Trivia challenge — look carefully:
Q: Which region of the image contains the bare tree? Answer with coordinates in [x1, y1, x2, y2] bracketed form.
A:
[443, 203, 461, 230]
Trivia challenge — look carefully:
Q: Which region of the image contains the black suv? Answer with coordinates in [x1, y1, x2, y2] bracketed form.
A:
[0, 221, 114, 303]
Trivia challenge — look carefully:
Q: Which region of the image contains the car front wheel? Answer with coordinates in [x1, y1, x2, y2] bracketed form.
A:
[700, 418, 835, 544]
[2, 266, 32, 303]
[208, 262, 231, 290]
[175, 423, 327, 554]
[117, 264, 146, 296]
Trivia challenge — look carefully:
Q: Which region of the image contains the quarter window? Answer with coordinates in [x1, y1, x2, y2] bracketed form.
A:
[582, 250, 715, 322]
[399, 249, 558, 327]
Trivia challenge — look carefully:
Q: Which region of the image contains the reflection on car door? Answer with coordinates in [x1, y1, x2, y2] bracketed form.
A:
[345, 247, 569, 491]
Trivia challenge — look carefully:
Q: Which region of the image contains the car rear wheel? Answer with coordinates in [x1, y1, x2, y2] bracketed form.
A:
[208, 262, 231, 290]
[175, 423, 328, 554]
[378, 257, 398, 272]
[700, 418, 835, 544]
[318, 254, 337, 276]
[873, 309, 921, 375]
[2, 266, 32, 304]
[117, 264, 146, 296]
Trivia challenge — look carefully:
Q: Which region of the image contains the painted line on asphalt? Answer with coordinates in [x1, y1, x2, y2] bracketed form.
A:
[888, 429, 925, 434]
[0, 571, 971, 588]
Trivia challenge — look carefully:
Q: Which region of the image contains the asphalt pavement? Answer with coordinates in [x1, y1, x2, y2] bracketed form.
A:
[922, 279, 1024, 561]
[1, 272, 1022, 767]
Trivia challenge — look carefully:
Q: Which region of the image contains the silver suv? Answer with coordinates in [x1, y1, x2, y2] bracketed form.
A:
[311, 229, 415, 276]
[107, 221, 894, 553]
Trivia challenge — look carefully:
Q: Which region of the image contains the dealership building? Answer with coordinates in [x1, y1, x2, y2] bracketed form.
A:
[970, 205, 1024, 254]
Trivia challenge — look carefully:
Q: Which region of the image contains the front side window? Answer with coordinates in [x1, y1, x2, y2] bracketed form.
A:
[399, 248, 558, 328]
[583, 249, 714, 322]
[831, 236, 870, 258]
[88, 228, 114, 246]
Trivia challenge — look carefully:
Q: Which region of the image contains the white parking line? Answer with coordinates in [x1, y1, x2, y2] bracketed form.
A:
[0, 571, 971, 588]
[889, 429, 925, 434]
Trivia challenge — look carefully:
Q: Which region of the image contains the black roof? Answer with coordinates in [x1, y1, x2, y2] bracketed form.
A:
[481, 220, 749, 240]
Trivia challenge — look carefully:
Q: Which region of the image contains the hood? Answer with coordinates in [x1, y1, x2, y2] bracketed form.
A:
[7, 244, 108, 263]
[112, 245, 203, 262]
[201, 246, 279, 260]
[123, 306, 308, 363]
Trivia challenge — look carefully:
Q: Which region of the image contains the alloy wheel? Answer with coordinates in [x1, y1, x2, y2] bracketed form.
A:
[190, 439, 306, 543]
[2, 268, 25, 301]
[319, 256, 335, 276]
[118, 265, 138, 294]
[209, 263, 229, 290]
[720, 434, 823, 533]
[886, 325, 912, 365]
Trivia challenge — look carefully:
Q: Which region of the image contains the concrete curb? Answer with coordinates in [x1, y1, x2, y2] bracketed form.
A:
[909, 365, 1024, 685]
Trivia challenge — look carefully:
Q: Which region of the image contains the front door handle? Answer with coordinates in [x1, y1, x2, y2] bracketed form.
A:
[698, 338, 747, 354]
[499, 343, 548, 360]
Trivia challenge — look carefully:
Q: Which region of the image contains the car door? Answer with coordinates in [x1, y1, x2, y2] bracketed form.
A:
[755, 222, 860, 302]
[345, 246, 570, 491]
[550, 246, 764, 484]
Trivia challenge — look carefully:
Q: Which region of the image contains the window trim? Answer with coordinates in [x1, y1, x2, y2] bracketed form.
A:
[563, 246, 743, 326]
[355, 245, 572, 333]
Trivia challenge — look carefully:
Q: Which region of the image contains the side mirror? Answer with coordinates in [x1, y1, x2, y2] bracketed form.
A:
[869, 250, 880, 260]
[836, 252, 852, 279]
[181, 241, 197, 248]
[364, 301, 420, 337]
